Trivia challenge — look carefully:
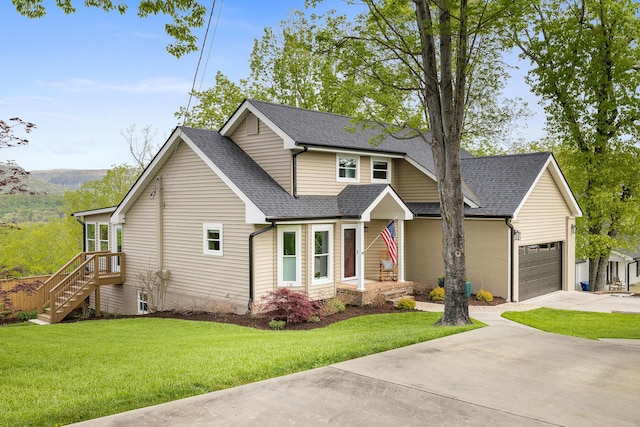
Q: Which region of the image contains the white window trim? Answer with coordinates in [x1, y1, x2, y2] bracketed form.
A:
[137, 291, 149, 314]
[203, 223, 223, 256]
[371, 157, 391, 183]
[341, 224, 358, 281]
[336, 154, 360, 182]
[86, 222, 97, 252]
[278, 225, 302, 287]
[312, 224, 333, 285]
[98, 222, 110, 252]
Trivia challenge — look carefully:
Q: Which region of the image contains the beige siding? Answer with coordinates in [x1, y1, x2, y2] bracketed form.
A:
[230, 113, 291, 193]
[90, 284, 125, 314]
[297, 152, 345, 195]
[252, 226, 276, 306]
[405, 218, 510, 299]
[122, 142, 254, 314]
[364, 220, 391, 280]
[515, 169, 572, 245]
[395, 161, 439, 202]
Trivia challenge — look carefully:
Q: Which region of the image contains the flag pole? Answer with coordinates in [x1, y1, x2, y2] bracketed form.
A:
[363, 217, 398, 254]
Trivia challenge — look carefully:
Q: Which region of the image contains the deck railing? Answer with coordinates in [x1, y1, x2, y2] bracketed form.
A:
[38, 252, 125, 322]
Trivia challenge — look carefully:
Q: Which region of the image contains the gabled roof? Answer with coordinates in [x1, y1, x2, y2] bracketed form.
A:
[409, 152, 582, 218]
[221, 99, 479, 208]
[113, 126, 413, 224]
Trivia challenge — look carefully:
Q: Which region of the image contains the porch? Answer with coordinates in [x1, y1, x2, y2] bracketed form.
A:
[337, 279, 414, 306]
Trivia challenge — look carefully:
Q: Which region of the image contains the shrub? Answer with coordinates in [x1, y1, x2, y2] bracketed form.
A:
[15, 310, 38, 321]
[429, 287, 445, 301]
[268, 319, 286, 330]
[395, 298, 416, 310]
[307, 315, 321, 323]
[262, 288, 319, 324]
[437, 275, 445, 287]
[321, 297, 346, 316]
[476, 289, 493, 302]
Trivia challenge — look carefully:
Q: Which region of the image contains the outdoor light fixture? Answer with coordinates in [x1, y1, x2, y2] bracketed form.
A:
[571, 224, 576, 234]
[514, 230, 522, 240]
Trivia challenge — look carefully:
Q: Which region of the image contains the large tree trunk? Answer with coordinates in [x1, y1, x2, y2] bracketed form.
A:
[588, 255, 608, 292]
[416, 0, 471, 326]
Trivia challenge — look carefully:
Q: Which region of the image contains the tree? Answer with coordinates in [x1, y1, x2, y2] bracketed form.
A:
[509, 0, 640, 291]
[120, 124, 159, 171]
[0, 118, 36, 195]
[10, 0, 206, 58]
[178, 6, 527, 154]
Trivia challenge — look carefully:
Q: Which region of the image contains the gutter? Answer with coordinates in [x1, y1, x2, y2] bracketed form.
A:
[292, 146, 308, 199]
[505, 218, 516, 302]
[248, 221, 276, 313]
[73, 214, 86, 252]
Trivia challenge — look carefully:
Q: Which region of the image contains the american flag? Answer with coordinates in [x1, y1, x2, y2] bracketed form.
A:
[381, 221, 397, 265]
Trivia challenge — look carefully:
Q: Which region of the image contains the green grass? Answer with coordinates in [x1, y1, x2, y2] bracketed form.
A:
[0, 313, 482, 426]
[503, 308, 640, 340]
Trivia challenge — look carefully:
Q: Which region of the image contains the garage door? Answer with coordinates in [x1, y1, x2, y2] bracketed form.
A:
[518, 242, 562, 301]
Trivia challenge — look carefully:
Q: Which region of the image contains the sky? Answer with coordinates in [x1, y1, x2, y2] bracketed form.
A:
[0, 1, 544, 172]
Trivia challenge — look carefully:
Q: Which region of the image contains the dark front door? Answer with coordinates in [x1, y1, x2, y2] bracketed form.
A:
[343, 228, 356, 278]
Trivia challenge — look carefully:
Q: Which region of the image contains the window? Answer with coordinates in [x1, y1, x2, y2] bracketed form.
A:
[137, 292, 149, 314]
[312, 225, 333, 284]
[278, 225, 301, 286]
[371, 158, 390, 182]
[203, 223, 223, 256]
[337, 155, 359, 182]
[99, 223, 109, 251]
[86, 223, 96, 252]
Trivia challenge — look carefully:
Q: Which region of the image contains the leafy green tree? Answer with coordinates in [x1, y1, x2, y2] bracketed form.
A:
[509, 0, 640, 291]
[10, 0, 206, 57]
[178, 6, 527, 155]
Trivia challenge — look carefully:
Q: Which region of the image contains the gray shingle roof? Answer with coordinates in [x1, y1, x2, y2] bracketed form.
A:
[185, 102, 556, 220]
[410, 152, 553, 217]
[182, 127, 400, 220]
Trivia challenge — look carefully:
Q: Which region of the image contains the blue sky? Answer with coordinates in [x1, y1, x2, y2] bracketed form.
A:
[1, 1, 543, 171]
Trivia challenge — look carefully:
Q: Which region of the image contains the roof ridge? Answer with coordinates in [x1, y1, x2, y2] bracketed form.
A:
[246, 99, 355, 121]
[462, 151, 551, 161]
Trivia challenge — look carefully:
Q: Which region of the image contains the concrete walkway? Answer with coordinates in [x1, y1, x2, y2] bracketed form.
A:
[69, 291, 640, 427]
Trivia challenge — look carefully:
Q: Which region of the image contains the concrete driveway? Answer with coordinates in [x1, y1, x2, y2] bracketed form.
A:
[69, 291, 640, 427]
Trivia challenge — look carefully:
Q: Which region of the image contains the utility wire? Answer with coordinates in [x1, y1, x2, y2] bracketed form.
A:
[182, 0, 220, 126]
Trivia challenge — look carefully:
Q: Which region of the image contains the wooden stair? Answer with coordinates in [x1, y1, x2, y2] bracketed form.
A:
[36, 251, 125, 324]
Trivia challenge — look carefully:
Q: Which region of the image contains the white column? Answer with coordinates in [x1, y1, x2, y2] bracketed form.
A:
[357, 221, 366, 291]
[398, 219, 405, 282]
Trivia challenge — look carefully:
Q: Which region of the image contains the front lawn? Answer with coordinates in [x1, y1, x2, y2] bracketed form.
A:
[0, 312, 481, 426]
[502, 308, 640, 339]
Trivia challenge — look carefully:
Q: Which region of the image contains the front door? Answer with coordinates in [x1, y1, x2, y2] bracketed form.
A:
[343, 226, 357, 279]
[112, 225, 122, 272]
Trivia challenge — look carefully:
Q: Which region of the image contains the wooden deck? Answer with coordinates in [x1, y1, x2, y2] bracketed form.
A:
[337, 279, 414, 305]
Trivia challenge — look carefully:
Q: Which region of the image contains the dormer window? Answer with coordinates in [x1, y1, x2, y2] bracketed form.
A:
[371, 158, 391, 183]
[337, 154, 359, 182]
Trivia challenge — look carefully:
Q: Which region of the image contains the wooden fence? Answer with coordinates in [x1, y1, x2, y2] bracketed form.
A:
[1, 276, 50, 312]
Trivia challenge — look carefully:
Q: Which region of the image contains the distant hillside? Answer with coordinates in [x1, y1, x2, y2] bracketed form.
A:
[30, 169, 108, 191]
[0, 165, 108, 195]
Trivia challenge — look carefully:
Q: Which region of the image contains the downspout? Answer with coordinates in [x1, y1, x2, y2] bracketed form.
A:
[292, 146, 308, 199]
[505, 218, 516, 303]
[248, 221, 276, 313]
[74, 215, 86, 252]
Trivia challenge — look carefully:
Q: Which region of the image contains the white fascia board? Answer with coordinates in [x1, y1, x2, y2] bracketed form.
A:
[512, 155, 583, 220]
[112, 128, 268, 225]
[610, 250, 634, 263]
[306, 145, 404, 159]
[111, 129, 184, 223]
[180, 135, 267, 224]
[72, 206, 117, 218]
[404, 156, 479, 209]
[360, 186, 414, 222]
[220, 101, 297, 149]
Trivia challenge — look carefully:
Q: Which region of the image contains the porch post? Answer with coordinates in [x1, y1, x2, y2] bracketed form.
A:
[357, 221, 365, 291]
[398, 219, 405, 282]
